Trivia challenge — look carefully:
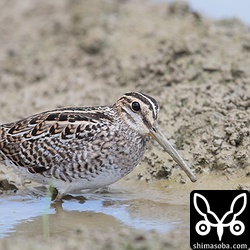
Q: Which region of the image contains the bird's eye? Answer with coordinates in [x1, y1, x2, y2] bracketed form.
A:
[131, 101, 141, 112]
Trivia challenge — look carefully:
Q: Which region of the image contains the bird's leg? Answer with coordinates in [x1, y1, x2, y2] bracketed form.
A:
[48, 185, 63, 203]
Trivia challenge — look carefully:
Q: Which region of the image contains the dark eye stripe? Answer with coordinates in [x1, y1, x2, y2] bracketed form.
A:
[123, 92, 158, 119]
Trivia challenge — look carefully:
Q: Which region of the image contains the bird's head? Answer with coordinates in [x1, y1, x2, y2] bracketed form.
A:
[114, 92, 197, 182]
[114, 92, 159, 136]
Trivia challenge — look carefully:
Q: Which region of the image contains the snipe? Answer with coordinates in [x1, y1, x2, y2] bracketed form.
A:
[0, 92, 196, 200]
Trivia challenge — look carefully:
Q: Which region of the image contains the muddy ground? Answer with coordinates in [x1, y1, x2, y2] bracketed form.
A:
[0, 0, 250, 249]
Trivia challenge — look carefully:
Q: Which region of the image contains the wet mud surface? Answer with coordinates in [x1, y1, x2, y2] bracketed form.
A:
[0, 0, 250, 249]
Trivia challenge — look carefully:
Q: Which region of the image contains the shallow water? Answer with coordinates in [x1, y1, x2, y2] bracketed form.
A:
[0, 188, 186, 238]
[1, 167, 249, 239]
[164, 0, 250, 25]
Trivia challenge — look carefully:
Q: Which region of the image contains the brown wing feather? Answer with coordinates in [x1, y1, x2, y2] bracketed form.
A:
[0, 107, 114, 174]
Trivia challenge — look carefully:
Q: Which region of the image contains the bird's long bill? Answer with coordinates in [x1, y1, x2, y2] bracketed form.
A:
[149, 124, 197, 182]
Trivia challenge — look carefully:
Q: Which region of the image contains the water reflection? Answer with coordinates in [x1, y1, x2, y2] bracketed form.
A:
[0, 191, 186, 238]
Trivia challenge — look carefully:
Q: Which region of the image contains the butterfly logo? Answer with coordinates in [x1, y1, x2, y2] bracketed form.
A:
[193, 193, 247, 241]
